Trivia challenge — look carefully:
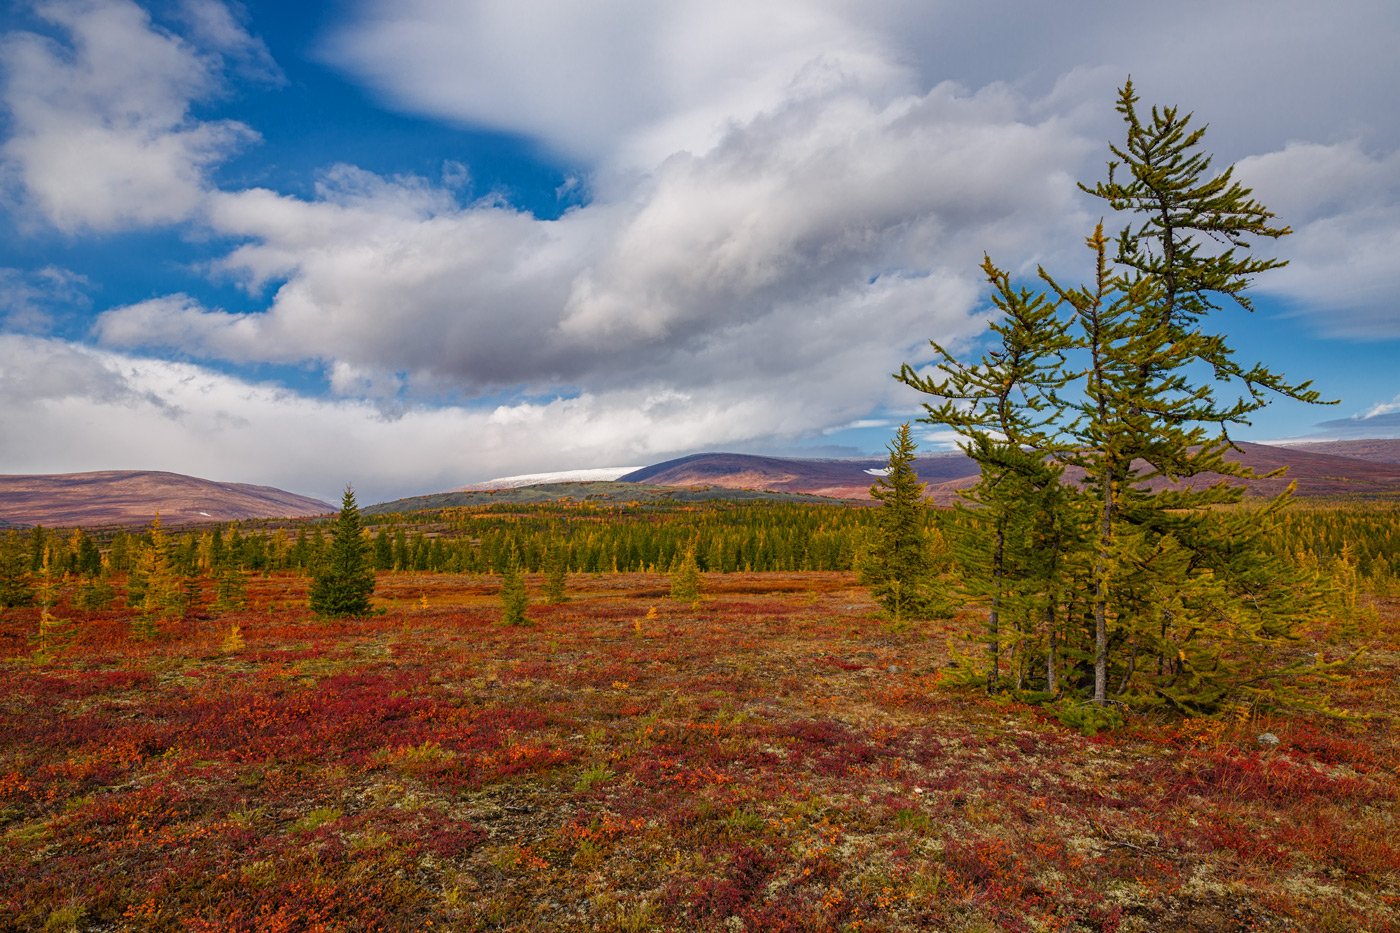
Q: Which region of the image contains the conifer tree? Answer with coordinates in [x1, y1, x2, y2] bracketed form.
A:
[543, 546, 569, 604]
[499, 540, 530, 625]
[137, 514, 185, 621]
[33, 551, 73, 657]
[309, 486, 376, 617]
[669, 544, 703, 606]
[0, 530, 35, 608]
[862, 424, 939, 622]
[906, 82, 1328, 715]
[213, 566, 247, 612]
[900, 258, 1072, 684]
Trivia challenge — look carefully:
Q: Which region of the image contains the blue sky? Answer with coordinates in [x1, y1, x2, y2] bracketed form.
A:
[1, 0, 1398, 502]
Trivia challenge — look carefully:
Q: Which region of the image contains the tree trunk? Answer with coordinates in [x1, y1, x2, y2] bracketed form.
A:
[1093, 475, 1113, 705]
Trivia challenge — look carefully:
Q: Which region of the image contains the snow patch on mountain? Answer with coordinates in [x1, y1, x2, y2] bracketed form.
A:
[461, 467, 642, 491]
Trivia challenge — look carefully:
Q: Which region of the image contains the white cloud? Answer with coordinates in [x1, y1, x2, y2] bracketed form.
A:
[0, 265, 90, 331]
[1361, 396, 1400, 421]
[1238, 141, 1400, 336]
[174, 0, 281, 84]
[95, 80, 1081, 417]
[1, 333, 940, 502]
[0, 0, 258, 232]
[322, 0, 909, 167]
[7, 0, 1400, 494]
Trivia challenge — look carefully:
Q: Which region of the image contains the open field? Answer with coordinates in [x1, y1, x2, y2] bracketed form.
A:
[2, 572, 1397, 931]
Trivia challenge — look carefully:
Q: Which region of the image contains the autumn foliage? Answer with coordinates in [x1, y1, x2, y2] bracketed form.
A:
[1, 562, 1396, 930]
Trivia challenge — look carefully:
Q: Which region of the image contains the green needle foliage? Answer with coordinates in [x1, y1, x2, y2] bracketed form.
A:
[309, 486, 376, 617]
[669, 544, 703, 606]
[862, 423, 942, 623]
[0, 531, 35, 608]
[900, 257, 1074, 686]
[499, 540, 530, 625]
[543, 546, 569, 604]
[903, 81, 1332, 715]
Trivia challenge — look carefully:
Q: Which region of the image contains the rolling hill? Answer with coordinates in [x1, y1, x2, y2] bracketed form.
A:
[618, 442, 1400, 502]
[363, 481, 849, 515]
[619, 452, 980, 502]
[0, 471, 334, 528]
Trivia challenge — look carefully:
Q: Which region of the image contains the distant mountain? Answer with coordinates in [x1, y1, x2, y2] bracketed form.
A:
[617, 443, 1400, 502]
[1275, 438, 1400, 465]
[0, 471, 334, 528]
[364, 481, 846, 515]
[619, 452, 980, 502]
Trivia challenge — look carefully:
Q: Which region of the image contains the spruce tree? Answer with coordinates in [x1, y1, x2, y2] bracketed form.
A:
[499, 540, 529, 625]
[309, 486, 376, 617]
[543, 546, 569, 604]
[862, 423, 938, 622]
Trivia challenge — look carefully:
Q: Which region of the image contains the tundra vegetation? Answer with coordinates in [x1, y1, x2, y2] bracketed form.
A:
[0, 498, 1395, 930]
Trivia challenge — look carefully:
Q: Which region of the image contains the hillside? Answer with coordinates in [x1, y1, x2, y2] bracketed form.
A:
[365, 481, 850, 515]
[620, 452, 980, 502]
[1278, 438, 1400, 465]
[0, 471, 333, 527]
[617, 443, 1400, 502]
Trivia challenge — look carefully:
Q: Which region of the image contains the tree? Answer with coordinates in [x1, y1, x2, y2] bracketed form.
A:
[543, 546, 570, 604]
[33, 550, 73, 658]
[906, 82, 1328, 715]
[499, 540, 530, 625]
[669, 544, 703, 606]
[1061, 83, 1324, 708]
[899, 257, 1073, 684]
[862, 423, 941, 623]
[309, 486, 376, 617]
[0, 530, 35, 608]
[134, 514, 185, 625]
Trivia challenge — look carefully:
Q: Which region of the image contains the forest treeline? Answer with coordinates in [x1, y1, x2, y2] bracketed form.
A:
[3, 497, 1396, 588]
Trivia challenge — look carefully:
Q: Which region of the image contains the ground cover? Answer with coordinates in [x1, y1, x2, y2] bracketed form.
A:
[1, 572, 1396, 930]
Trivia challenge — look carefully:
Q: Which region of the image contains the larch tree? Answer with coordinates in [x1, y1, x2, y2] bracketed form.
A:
[906, 81, 1329, 716]
[543, 546, 570, 604]
[669, 544, 703, 606]
[0, 530, 35, 608]
[899, 257, 1073, 686]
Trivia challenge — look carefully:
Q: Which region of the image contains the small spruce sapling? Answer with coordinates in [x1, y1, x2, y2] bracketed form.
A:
[543, 546, 569, 604]
[669, 545, 703, 606]
[500, 540, 530, 625]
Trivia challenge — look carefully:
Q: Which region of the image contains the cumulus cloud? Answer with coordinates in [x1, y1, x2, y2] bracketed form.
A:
[322, 0, 909, 167]
[7, 0, 1400, 493]
[0, 0, 258, 232]
[1238, 141, 1400, 337]
[315, 0, 1400, 342]
[95, 79, 1085, 419]
[0, 334, 927, 501]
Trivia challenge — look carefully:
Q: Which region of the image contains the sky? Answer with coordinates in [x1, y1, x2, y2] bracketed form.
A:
[1, 0, 1398, 504]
